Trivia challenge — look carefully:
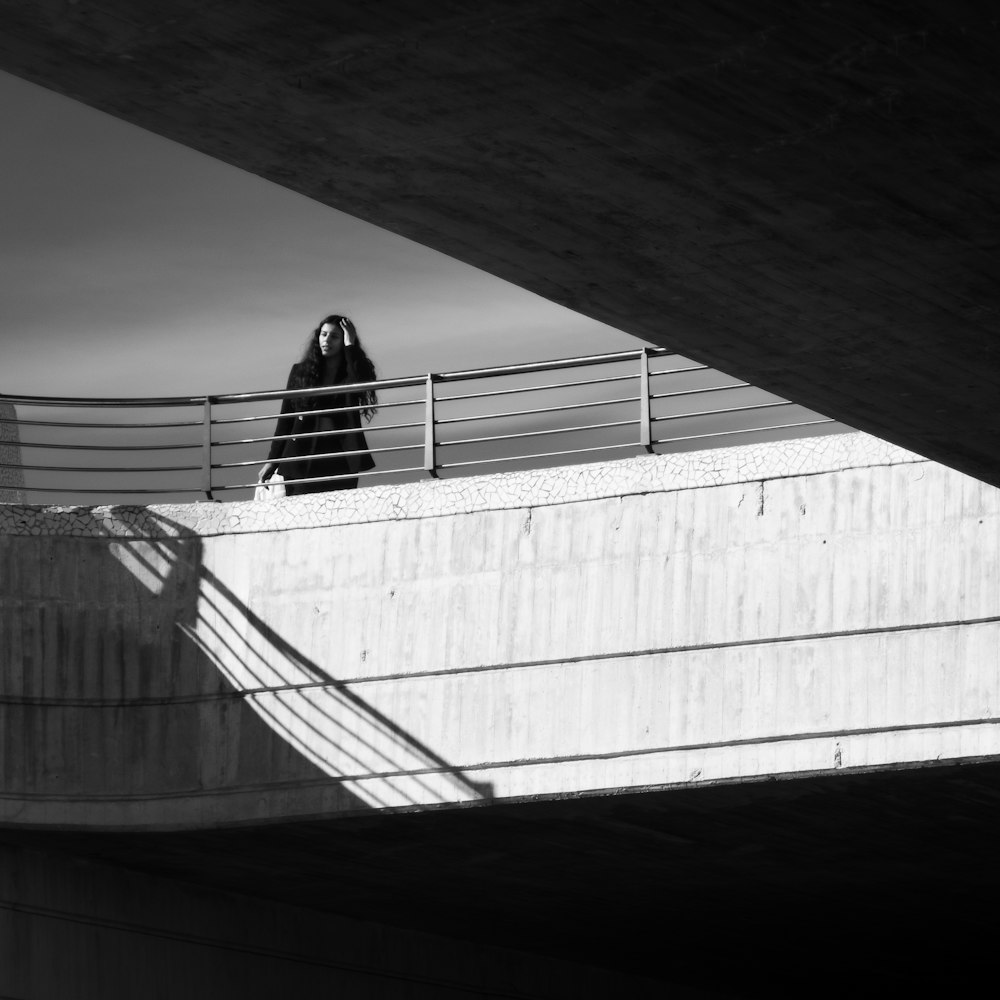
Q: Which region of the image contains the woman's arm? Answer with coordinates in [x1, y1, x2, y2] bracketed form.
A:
[341, 320, 376, 386]
[340, 317, 354, 347]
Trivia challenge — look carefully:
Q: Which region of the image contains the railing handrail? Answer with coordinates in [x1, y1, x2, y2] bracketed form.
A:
[0, 347, 677, 409]
[430, 347, 674, 383]
[0, 393, 209, 408]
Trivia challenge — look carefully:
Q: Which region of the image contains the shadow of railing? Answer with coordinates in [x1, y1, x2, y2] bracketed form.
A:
[180, 563, 493, 808]
[5, 507, 492, 825]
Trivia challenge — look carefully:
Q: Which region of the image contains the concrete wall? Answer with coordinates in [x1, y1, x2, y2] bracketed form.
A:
[0, 841, 670, 1000]
[2, 432, 999, 829]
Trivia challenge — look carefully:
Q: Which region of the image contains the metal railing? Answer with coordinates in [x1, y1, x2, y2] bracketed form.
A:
[0, 348, 842, 504]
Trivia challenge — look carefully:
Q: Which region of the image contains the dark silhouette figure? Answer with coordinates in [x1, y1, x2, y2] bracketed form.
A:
[259, 315, 378, 494]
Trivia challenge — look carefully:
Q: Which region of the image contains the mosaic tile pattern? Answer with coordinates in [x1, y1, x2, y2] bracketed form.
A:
[0, 431, 925, 539]
[0, 401, 25, 504]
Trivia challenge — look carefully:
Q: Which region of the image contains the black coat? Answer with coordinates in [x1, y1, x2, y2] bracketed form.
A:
[267, 361, 375, 493]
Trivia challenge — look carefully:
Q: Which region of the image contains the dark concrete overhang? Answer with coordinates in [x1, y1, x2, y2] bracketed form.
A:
[8, 760, 1000, 997]
[2, 1, 998, 483]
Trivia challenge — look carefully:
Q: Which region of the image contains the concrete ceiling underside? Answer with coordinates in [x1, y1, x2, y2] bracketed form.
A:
[9, 760, 1000, 997]
[2, 1, 998, 484]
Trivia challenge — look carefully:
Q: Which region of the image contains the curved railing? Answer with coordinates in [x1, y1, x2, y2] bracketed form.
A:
[0, 348, 842, 504]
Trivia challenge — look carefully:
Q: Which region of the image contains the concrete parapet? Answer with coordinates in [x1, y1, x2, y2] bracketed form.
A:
[2, 431, 998, 829]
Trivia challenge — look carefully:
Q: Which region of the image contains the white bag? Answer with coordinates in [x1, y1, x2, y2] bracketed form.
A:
[255, 473, 286, 501]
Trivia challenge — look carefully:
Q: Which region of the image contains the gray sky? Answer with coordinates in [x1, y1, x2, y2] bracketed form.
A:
[1, 70, 644, 401]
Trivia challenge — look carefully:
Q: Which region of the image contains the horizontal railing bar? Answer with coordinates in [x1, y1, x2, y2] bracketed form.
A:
[216, 424, 420, 451]
[211, 377, 423, 405]
[0, 394, 205, 408]
[214, 441, 421, 471]
[13, 463, 201, 474]
[432, 347, 674, 383]
[214, 399, 376, 423]
[219, 463, 428, 492]
[441, 418, 636, 448]
[14, 440, 199, 452]
[438, 372, 638, 404]
[209, 397, 421, 426]
[438, 442, 635, 470]
[0, 416, 203, 430]
[652, 418, 835, 446]
[212, 420, 424, 449]
[646, 362, 712, 378]
[15, 484, 204, 495]
[649, 382, 750, 401]
[435, 394, 640, 427]
[212, 410, 400, 446]
[650, 401, 793, 423]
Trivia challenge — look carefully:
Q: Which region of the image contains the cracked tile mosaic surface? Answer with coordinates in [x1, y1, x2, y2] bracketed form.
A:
[0, 432, 925, 539]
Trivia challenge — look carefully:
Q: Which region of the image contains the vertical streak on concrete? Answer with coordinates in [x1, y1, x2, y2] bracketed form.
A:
[0, 400, 25, 503]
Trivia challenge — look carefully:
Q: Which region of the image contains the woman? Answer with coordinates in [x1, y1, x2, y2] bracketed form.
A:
[258, 315, 378, 494]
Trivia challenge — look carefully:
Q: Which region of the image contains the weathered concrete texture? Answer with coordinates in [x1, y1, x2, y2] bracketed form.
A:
[2, 434, 998, 828]
[0, 842, 679, 1000]
[1, 3, 998, 483]
[0, 401, 24, 503]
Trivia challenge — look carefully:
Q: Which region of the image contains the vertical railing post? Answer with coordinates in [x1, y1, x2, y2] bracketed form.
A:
[639, 348, 653, 453]
[201, 396, 216, 501]
[423, 374, 439, 477]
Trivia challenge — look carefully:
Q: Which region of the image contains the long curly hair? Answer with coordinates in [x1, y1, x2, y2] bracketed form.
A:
[294, 314, 378, 421]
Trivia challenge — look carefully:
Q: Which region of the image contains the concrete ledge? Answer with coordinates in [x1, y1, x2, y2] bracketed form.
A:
[0, 430, 921, 538]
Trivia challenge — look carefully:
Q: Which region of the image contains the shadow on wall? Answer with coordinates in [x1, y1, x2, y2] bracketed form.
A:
[4, 507, 491, 826]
